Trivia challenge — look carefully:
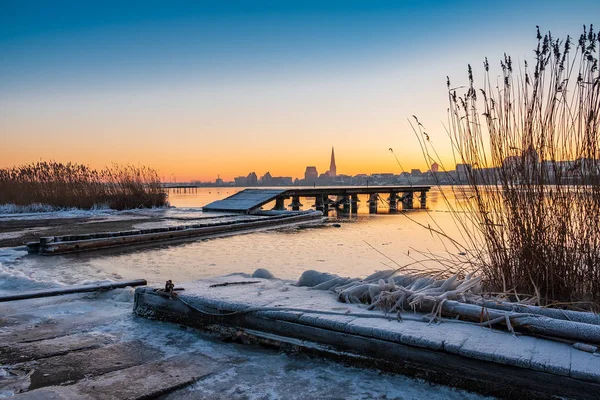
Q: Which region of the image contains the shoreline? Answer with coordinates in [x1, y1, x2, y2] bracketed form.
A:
[135, 274, 600, 399]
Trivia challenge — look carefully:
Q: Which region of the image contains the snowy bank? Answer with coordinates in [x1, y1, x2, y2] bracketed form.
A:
[134, 274, 600, 399]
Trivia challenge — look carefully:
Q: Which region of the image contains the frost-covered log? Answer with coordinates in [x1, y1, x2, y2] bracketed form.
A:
[298, 269, 600, 346]
[469, 300, 600, 326]
[435, 300, 600, 345]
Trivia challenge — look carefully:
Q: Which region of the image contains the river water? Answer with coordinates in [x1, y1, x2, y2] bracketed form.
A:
[4, 187, 474, 287]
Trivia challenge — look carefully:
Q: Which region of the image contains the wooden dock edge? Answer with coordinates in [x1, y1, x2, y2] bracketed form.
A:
[133, 287, 600, 400]
[31, 211, 325, 255]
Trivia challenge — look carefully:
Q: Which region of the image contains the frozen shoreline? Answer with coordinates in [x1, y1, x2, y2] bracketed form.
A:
[0, 207, 208, 248]
[134, 274, 600, 399]
[0, 282, 487, 399]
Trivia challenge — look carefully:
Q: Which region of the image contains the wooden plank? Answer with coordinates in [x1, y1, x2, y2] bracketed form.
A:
[14, 353, 224, 400]
[27, 341, 163, 390]
[0, 311, 120, 346]
[36, 211, 323, 255]
[202, 189, 287, 212]
[0, 279, 147, 302]
[0, 332, 116, 364]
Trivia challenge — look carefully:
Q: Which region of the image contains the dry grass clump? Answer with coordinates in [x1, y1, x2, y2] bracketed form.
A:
[0, 161, 167, 210]
[415, 25, 600, 307]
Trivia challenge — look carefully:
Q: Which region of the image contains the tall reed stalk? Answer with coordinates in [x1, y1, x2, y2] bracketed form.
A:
[415, 26, 600, 306]
[0, 161, 168, 210]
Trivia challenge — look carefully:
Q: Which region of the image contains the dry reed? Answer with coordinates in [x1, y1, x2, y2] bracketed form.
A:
[414, 25, 600, 306]
[0, 161, 168, 210]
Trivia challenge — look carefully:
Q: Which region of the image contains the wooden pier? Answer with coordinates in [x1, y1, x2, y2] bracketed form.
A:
[203, 186, 431, 214]
[25, 210, 325, 255]
[0, 285, 226, 399]
[135, 275, 600, 400]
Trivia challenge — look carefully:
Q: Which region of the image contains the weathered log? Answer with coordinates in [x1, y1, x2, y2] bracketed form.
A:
[0, 279, 147, 302]
[471, 300, 600, 325]
[433, 300, 600, 345]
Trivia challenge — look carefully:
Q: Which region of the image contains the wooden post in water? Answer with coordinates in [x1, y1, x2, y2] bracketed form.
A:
[314, 195, 324, 212]
[274, 197, 286, 211]
[420, 190, 427, 208]
[368, 194, 378, 214]
[290, 196, 303, 211]
[402, 191, 414, 210]
[323, 196, 330, 215]
[341, 196, 351, 214]
[351, 194, 359, 214]
[388, 192, 398, 213]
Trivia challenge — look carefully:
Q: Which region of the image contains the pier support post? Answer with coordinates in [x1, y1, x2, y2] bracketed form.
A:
[274, 197, 286, 211]
[368, 194, 378, 214]
[290, 196, 303, 211]
[323, 196, 331, 215]
[314, 195, 324, 212]
[420, 191, 427, 209]
[402, 192, 414, 210]
[340, 196, 351, 214]
[388, 192, 398, 213]
[351, 194, 359, 214]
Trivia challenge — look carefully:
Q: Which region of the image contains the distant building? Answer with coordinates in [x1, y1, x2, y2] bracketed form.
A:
[430, 162, 439, 173]
[262, 172, 293, 186]
[455, 164, 472, 181]
[261, 172, 273, 185]
[215, 175, 224, 186]
[502, 145, 540, 176]
[328, 147, 337, 177]
[411, 169, 422, 176]
[270, 176, 293, 185]
[246, 172, 258, 186]
[234, 176, 247, 186]
[304, 166, 318, 183]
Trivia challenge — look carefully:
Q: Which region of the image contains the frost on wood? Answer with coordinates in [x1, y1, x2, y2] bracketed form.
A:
[298, 269, 600, 347]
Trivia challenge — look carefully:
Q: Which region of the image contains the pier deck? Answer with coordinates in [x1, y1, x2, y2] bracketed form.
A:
[201, 189, 287, 213]
[134, 275, 600, 399]
[26, 210, 324, 255]
[203, 186, 432, 214]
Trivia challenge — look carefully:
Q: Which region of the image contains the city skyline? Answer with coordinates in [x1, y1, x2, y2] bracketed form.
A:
[2, 1, 598, 181]
[181, 145, 459, 185]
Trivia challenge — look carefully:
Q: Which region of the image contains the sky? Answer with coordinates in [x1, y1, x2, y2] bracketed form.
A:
[1, 0, 598, 181]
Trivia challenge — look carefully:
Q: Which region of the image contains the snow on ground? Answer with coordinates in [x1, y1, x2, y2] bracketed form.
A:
[0, 196, 493, 398]
[0, 248, 62, 296]
[0, 247, 126, 296]
[0, 204, 232, 224]
[0, 206, 149, 222]
[0, 255, 492, 399]
[0, 203, 61, 214]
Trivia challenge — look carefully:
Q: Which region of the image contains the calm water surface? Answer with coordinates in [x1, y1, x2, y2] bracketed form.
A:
[11, 187, 474, 287]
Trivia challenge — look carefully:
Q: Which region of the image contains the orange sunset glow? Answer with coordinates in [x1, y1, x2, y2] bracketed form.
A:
[1, 1, 594, 182]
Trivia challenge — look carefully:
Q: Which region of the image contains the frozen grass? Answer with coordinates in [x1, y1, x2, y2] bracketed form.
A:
[415, 25, 600, 307]
[0, 161, 168, 211]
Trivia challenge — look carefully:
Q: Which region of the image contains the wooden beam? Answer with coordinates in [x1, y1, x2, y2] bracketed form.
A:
[0, 279, 147, 303]
[14, 353, 224, 400]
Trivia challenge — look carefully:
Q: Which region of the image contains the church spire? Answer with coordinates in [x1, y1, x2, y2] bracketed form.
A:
[329, 147, 337, 177]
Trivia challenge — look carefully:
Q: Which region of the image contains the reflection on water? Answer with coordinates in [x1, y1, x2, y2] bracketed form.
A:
[16, 187, 474, 286]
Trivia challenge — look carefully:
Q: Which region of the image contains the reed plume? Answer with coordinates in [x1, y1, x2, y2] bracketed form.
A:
[0, 161, 168, 210]
[415, 25, 600, 306]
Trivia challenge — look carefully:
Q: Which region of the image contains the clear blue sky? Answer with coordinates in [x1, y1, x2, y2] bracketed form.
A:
[1, 1, 597, 180]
